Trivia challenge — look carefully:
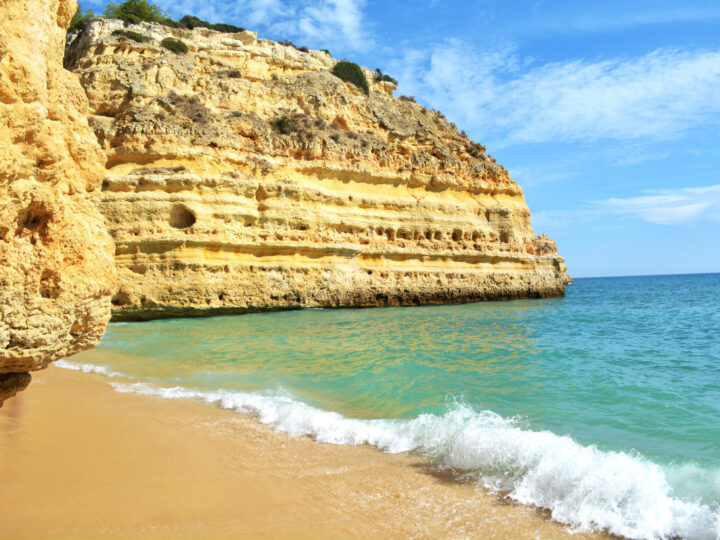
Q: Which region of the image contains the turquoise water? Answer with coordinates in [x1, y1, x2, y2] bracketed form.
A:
[63, 273, 720, 539]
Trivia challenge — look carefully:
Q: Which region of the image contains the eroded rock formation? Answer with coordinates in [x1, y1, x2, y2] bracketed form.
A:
[0, 0, 116, 374]
[66, 18, 569, 321]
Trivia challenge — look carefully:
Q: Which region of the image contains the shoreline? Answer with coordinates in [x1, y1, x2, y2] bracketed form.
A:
[0, 363, 610, 539]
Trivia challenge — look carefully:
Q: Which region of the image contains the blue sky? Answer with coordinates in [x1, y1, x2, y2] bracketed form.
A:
[80, 0, 720, 277]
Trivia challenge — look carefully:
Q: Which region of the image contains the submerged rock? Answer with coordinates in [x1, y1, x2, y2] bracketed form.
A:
[0, 0, 116, 372]
[66, 18, 569, 321]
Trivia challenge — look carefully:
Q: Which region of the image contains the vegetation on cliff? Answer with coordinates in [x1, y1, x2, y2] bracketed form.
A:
[271, 116, 299, 135]
[69, 5, 95, 33]
[332, 61, 370, 95]
[374, 68, 398, 86]
[70, 0, 244, 35]
[161, 37, 188, 54]
[112, 29, 150, 42]
[104, 0, 169, 24]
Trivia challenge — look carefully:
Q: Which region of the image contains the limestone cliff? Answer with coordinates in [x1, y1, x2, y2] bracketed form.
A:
[0, 0, 116, 373]
[66, 18, 569, 321]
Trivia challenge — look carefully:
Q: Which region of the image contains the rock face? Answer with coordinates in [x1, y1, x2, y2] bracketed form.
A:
[0, 0, 116, 373]
[66, 19, 569, 321]
[0, 372, 32, 407]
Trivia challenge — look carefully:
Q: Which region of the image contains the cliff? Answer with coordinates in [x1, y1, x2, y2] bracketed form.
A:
[66, 18, 570, 321]
[0, 0, 116, 376]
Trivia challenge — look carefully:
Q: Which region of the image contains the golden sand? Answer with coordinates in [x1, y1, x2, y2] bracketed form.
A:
[0, 364, 610, 539]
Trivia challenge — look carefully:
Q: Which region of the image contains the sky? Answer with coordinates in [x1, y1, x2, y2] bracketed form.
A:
[79, 0, 720, 277]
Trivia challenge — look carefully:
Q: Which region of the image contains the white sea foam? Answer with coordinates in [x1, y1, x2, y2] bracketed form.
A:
[110, 381, 720, 540]
[55, 359, 122, 378]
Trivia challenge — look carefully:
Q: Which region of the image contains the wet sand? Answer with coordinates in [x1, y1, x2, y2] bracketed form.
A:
[0, 364, 610, 539]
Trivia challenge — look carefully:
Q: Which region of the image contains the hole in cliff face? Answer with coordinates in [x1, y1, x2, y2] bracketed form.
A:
[169, 205, 196, 229]
[39, 269, 61, 299]
[17, 203, 52, 238]
[111, 291, 132, 307]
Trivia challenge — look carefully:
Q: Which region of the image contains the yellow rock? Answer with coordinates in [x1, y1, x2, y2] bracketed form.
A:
[0, 0, 116, 372]
[66, 19, 569, 321]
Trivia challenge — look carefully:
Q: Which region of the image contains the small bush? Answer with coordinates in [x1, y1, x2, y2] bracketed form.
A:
[104, 0, 167, 24]
[178, 15, 244, 33]
[374, 68, 397, 85]
[321, 49, 331, 57]
[158, 18, 181, 28]
[69, 5, 95, 33]
[279, 40, 308, 53]
[400, 95, 416, 103]
[271, 116, 298, 135]
[161, 37, 188, 54]
[331, 61, 369, 95]
[221, 69, 242, 78]
[112, 29, 150, 42]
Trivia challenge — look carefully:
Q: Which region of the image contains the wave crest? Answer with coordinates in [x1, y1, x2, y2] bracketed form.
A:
[108, 381, 720, 540]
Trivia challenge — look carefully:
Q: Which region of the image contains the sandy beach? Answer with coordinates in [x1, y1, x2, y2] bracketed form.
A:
[0, 362, 611, 539]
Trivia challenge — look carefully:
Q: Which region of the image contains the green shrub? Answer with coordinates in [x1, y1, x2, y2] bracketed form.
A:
[158, 18, 182, 28]
[321, 49, 331, 57]
[331, 61, 369, 95]
[178, 15, 244, 33]
[210, 22, 245, 33]
[161, 37, 188, 54]
[112, 29, 150, 42]
[69, 4, 95, 33]
[279, 40, 308, 53]
[104, 0, 168, 24]
[271, 116, 298, 135]
[374, 68, 397, 85]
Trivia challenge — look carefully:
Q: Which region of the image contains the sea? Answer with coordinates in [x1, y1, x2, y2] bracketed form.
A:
[59, 273, 720, 540]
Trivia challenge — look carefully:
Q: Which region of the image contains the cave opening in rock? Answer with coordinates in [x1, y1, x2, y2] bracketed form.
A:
[169, 205, 196, 229]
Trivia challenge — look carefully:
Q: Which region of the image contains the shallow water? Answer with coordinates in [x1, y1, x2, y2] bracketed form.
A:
[63, 273, 720, 539]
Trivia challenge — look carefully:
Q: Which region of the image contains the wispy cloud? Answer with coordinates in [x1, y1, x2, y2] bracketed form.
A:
[144, 0, 369, 50]
[508, 167, 576, 187]
[599, 185, 720, 225]
[391, 43, 720, 147]
[270, 0, 367, 49]
[533, 184, 720, 232]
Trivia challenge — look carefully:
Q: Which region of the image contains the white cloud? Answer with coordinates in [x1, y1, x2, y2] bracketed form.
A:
[390, 43, 720, 147]
[272, 0, 367, 49]
[149, 0, 368, 50]
[599, 185, 720, 225]
[508, 167, 575, 187]
[532, 185, 720, 232]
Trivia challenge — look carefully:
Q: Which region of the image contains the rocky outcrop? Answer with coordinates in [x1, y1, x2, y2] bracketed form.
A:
[0, 0, 116, 373]
[66, 19, 569, 321]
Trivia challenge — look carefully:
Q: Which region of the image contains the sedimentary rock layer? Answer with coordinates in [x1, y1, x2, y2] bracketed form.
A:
[0, 0, 116, 372]
[66, 19, 569, 321]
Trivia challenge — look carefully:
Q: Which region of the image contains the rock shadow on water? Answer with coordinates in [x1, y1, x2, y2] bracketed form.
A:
[0, 372, 31, 407]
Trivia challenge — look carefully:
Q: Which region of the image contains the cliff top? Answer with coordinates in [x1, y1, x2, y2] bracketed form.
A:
[65, 16, 515, 197]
